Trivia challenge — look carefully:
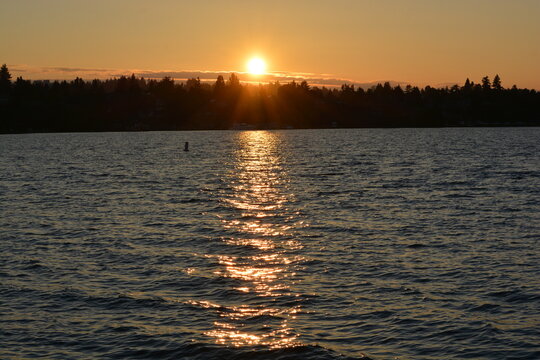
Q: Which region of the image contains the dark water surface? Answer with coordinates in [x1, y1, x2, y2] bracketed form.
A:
[1, 128, 539, 360]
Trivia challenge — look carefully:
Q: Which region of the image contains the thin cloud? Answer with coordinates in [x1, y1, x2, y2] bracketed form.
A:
[48, 67, 114, 73]
[8, 64, 412, 89]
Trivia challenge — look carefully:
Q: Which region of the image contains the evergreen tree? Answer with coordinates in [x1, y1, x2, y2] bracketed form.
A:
[481, 76, 491, 91]
[214, 75, 225, 91]
[300, 80, 310, 91]
[227, 73, 241, 88]
[463, 78, 472, 90]
[186, 77, 201, 90]
[0, 64, 12, 94]
[492, 74, 502, 90]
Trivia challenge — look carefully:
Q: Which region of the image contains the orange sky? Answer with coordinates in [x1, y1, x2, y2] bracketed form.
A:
[1, 0, 539, 88]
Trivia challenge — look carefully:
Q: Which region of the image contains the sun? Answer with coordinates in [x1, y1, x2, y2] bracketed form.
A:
[247, 57, 267, 75]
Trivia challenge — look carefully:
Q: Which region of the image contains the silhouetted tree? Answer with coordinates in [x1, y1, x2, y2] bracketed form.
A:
[0, 64, 12, 95]
[214, 75, 225, 93]
[127, 74, 141, 94]
[156, 76, 175, 94]
[463, 78, 472, 91]
[227, 73, 241, 88]
[341, 84, 353, 93]
[481, 76, 491, 91]
[492, 74, 502, 90]
[186, 77, 201, 90]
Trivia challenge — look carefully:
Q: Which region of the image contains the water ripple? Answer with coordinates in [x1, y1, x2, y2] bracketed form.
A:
[1, 128, 539, 359]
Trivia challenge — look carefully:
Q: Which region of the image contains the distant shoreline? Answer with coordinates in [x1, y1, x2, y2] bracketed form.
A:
[1, 67, 539, 133]
[3, 125, 540, 136]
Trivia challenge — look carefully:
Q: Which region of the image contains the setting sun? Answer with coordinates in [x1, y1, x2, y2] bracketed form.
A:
[247, 57, 266, 75]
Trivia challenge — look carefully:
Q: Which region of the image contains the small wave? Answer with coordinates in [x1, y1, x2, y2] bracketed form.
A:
[406, 243, 427, 249]
[363, 310, 394, 319]
[487, 289, 540, 304]
[470, 303, 501, 312]
[108, 342, 371, 360]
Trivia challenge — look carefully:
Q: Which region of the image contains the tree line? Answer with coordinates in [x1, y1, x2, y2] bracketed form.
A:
[0, 64, 538, 133]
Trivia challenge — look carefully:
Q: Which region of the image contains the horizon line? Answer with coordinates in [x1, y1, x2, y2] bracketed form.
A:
[4, 64, 524, 90]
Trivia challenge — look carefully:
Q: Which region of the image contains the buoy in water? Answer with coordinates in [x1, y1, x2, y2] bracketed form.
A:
[184, 142, 189, 151]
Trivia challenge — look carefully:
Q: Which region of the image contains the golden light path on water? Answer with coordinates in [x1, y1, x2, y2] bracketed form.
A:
[204, 131, 304, 348]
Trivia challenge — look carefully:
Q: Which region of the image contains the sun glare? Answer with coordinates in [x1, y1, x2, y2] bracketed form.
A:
[247, 57, 267, 75]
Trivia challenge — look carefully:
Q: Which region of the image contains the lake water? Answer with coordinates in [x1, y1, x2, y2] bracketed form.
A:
[1, 128, 539, 360]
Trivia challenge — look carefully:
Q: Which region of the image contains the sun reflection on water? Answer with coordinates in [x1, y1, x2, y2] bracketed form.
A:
[203, 131, 304, 348]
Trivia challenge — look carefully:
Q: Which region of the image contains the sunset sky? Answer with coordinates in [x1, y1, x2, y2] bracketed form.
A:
[2, 0, 539, 88]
